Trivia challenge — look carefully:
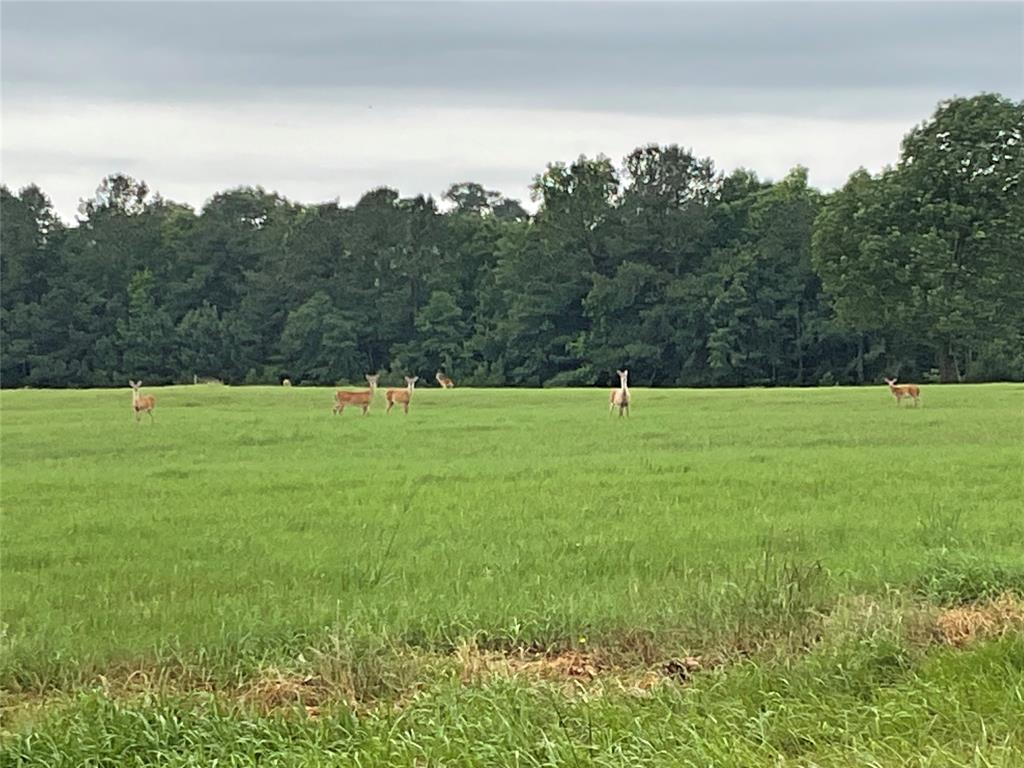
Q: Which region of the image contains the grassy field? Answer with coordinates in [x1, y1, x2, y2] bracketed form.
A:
[2, 383, 1023, 766]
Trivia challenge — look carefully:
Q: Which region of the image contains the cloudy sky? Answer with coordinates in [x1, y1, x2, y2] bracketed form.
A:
[2, 1, 1021, 221]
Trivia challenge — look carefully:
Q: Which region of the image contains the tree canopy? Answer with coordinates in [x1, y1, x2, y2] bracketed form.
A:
[3, 94, 1021, 388]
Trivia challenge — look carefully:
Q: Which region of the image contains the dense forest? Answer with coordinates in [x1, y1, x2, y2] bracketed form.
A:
[2, 94, 1022, 389]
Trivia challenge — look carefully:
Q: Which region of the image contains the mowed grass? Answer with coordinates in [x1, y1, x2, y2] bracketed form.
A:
[2, 384, 1024, 765]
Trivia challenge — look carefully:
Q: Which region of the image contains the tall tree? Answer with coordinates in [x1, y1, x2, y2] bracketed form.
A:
[814, 95, 1024, 381]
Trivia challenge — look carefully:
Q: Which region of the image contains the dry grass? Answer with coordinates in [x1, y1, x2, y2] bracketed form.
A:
[934, 591, 1024, 647]
[454, 642, 708, 698]
[238, 671, 336, 715]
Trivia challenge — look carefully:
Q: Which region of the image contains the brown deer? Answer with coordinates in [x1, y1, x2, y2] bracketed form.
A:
[129, 380, 156, 424]
[386, 376, 419, 414]
[884, 377, 921, 407]
[609, 369, 630, 417]
[435, 371, 455, 389]
[333, 374, 380, 416]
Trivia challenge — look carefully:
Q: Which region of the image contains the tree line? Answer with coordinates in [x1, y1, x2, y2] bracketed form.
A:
[2, 94, 1021, 389]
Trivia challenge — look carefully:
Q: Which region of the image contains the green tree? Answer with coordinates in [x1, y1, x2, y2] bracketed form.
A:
[814, 95, 1024, 381]
[279, 292, 362, 383]
[413, 290, 468, 373]
[118, 270, 176, 381]
[177, 303, 229, 379]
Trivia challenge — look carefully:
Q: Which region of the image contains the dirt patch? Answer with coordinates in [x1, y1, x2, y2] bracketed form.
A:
[934, 591, 1024, 647]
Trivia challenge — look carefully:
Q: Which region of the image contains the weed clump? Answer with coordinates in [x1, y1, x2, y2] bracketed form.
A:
[914, 553, 1024, 605]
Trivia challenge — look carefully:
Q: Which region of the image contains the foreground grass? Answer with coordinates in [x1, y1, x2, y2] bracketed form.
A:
[6, 631, 1024, 767]
[2, 384, 1023, 763]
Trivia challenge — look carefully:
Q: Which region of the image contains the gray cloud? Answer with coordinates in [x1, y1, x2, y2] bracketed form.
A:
[4, 2, 1021, 107]
[2, 2, 1021, 221]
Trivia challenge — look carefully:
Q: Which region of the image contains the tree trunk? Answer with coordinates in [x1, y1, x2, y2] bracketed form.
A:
[856, 334, 864, 384]
[795, 307, 804, 385]
[937, 346, 959, 383]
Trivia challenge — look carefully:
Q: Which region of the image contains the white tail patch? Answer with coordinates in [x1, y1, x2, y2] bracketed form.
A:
[609, 369, 630, 418]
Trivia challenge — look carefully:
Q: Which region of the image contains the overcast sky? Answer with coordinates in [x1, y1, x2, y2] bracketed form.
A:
[2, 1, 1022, 221]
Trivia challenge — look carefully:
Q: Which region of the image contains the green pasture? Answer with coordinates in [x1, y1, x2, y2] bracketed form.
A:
[2, 383, 1023, 765]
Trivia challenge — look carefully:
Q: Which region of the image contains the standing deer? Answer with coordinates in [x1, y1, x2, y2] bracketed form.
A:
[609, 369, 630, 417]
[884, 377, 921, 407]
[435, 371, 455, 389]
[333, 374, 380, 416]
[386, 376, 419, 414]
[129, 380, 156, 424]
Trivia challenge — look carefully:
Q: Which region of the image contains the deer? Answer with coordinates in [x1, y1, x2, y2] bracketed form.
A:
[333, 374, 380, 416]
[386, 376, 419, 414]
[609, 369, 630, 417]
[435, 371, 455, 389]
[282, 378, 292, 387]
[129, 380, 156, 424]
[884, 377, 921, 407]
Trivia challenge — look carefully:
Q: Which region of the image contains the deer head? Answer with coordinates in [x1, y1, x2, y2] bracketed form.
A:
[405, 376, 419, 389]
[365, 374, 381, 389]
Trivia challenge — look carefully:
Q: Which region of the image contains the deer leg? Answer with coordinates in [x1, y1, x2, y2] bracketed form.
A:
[361, 404, 369, 416]
[386, 400, 394, 414]
[404, 402, 409, 414]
